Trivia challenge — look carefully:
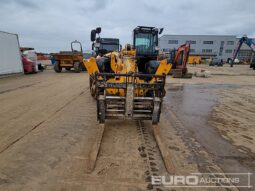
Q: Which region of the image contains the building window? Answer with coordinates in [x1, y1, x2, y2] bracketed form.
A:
[227, 41, 234, 45]
[190, 49, 195, 53]
[225, 49, 233, 53]
[163, 48, 170, 52]
[219, 47, 223, 56]
[168, 40, 178, 44]
[203, 41, 213, 44]
[186, 40, 196, 44]
[202, 49, 213, 53]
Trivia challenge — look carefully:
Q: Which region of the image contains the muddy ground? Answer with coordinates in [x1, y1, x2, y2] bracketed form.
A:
[0, 64, 254, 191]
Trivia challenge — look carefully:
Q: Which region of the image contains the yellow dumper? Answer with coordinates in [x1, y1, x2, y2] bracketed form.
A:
[188, 55, 201, 65]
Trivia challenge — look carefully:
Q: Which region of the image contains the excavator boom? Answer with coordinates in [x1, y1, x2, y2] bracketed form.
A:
[169, 42, 192, 78]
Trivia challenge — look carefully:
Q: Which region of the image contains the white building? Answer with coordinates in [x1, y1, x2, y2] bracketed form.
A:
[159, 34, 254, 62]
[0, 31, 23, 75]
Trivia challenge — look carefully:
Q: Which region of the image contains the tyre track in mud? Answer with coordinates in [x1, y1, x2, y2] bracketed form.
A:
[0, 82, 41, 95]
[164, 104, 241, 190]
[164, 83, 254, 190]
[88, 119, 169, 190]
[0, 89, 89, 154]
[136, 120, 168, 191]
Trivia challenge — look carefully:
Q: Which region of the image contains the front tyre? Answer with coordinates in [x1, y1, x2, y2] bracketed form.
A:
[89, 75, 96, 99]
[54, 61, 62, 73]
[74, 62, 81, 73]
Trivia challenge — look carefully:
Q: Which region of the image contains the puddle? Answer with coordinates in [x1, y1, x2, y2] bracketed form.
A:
[164, 83, 254, 190]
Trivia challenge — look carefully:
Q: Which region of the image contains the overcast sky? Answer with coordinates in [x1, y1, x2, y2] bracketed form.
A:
[0, 0, 254, 53]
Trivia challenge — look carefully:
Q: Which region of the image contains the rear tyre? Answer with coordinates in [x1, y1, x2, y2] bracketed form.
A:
[54, 61, 62, 73]
[38, 64, 44, 72]
[74, 62, 81, 73]
[89, 75, 96, 99]
[81, 62, 86, 71]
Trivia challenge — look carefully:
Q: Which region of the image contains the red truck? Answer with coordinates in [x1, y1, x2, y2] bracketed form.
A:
[22, 56, 37, 74]
[20, 47, 44, 74]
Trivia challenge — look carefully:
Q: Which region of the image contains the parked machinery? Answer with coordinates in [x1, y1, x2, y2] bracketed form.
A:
[20, 47, 44, 74]
[187, 55, 201, 65]
[52, 40, 85, 73]
[229, 35, 255, 69]
[168, 43, 193, 78]
[90, 27, 120, 56]
[84, 26, 172, 124]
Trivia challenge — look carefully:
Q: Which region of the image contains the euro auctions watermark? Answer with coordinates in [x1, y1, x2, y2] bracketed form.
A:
[151, 173, 253, 188]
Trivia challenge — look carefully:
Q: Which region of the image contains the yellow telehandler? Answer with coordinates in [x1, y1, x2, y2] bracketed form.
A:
[83, 27, 175, 174]
[84, 26, 172, 124]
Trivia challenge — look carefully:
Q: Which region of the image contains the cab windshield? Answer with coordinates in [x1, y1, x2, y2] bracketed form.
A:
[135, 33, 157, 56]
[99, 44, 119, 52]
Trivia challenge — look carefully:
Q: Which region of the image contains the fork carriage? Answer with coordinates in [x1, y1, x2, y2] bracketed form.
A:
[95, 72, 166, 124]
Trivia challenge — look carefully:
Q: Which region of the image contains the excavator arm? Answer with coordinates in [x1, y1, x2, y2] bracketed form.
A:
[169, 43, 192, 78]
[231, 36, 255, 68]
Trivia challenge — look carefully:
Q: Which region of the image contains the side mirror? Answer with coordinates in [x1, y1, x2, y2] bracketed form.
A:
[96, 27, 101, 34]
[159, 28, 164, 35]
[91, 30, 96, 42]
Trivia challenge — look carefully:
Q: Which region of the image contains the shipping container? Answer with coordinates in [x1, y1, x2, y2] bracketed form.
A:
[0, 31, 23, 75]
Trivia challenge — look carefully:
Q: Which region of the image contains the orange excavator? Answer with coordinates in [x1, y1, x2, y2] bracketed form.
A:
[169, 42, 192, 78]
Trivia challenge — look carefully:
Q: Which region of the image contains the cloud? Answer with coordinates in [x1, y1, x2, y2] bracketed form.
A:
[0, 0, 254, 53]
[1, 0, 38, 8]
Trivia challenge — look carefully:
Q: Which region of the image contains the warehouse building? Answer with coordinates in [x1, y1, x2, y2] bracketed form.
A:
[159, 34, 254, 62]
[236, 38, 255, 63]
[0, 31, 23, 75]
